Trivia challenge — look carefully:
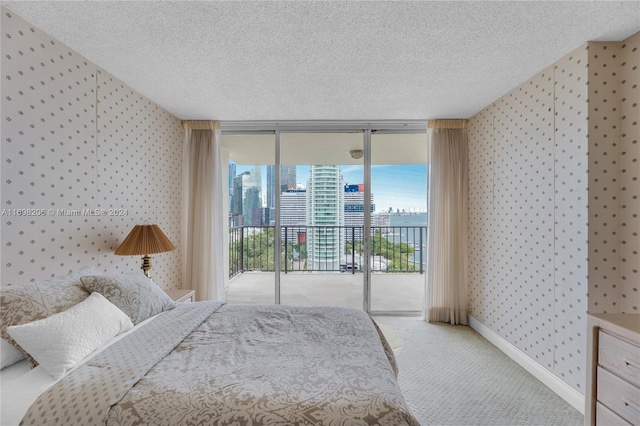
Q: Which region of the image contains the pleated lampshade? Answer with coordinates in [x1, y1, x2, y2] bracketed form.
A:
[115, 224, 176, 256]
[115, 224, 175, 279]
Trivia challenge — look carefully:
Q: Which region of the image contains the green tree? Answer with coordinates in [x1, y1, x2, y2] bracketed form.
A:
[370, 229, 415, 271]
[345, 241, 363, 255]
[243, 228, 275, 271]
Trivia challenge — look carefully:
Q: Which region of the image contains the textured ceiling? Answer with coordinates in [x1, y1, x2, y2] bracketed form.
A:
[3, 1, 639, 121]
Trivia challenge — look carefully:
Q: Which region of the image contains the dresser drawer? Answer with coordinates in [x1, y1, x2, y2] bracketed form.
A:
[597, 402, 633, 426]
[597, 367, 640, 425]
[600, 330, 640, 386]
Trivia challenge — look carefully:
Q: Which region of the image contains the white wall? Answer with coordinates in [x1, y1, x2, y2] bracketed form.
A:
[1, 8, 184, 290]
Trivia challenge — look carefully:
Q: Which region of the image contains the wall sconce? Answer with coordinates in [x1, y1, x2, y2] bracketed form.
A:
[114, 223, 176, 279]
[349, 149, 364, 159]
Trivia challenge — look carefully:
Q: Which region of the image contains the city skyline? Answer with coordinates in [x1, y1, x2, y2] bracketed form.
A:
[232, 163, 428, 213]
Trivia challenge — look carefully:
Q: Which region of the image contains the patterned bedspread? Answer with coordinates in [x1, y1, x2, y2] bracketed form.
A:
[21, 302, 419, 426]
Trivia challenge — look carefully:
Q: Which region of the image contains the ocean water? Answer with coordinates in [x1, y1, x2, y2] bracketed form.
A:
[388, 213, 427, 227]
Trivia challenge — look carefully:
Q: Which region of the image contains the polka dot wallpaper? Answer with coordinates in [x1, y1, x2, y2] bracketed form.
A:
[553, 47, 589, 390]
[588, 41, 624, 314]
[467, 105, 495, 323]
[618, 33, 639, 314]
[95, 71, 183, 290]
[1, 9, 184, 290]
[468, 34, 639, 394]
[470, 66, 563, 382]
[588, 36, 640, 314]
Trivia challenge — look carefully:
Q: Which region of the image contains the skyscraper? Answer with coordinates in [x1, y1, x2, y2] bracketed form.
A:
[232, 167, 263, 226]
[306, 165, 344, 270]
[228, 162, 236, 209]
[281, 189, 307, 243]
[266, 165, 296, 225]
[281, 189, 307, 227]
[344, 184, 374, 241]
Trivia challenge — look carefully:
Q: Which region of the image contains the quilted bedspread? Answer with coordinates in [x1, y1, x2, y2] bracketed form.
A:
[20, 302, 419, 426]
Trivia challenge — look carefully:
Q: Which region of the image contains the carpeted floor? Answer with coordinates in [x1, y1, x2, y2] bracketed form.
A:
[373, 316, 584, 426]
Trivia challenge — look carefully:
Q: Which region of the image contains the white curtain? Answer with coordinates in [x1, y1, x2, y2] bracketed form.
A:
[426, 120, 469, 325]
[182, 121, 225, 301]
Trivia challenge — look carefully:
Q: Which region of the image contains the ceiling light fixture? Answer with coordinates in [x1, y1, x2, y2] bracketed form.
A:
[349, 149, 364, 159]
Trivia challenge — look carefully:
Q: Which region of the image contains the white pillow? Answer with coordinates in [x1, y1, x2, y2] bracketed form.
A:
[1, 265, 103, 368]
[1, 339, 25, 369]
[7, 292, 133, 379]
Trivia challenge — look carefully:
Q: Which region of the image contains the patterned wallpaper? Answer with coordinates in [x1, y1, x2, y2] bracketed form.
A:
[469, 33, 639, 394]
[587, 36, 640, 314]
[95, 72, 183, 288]
[469, 65, 568, 381]
[553, 48, 589, 388]
[1, 8, 184, 290]
[618, 33, 640, 313]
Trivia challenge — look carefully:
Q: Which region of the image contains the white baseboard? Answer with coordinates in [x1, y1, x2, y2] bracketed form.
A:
[467, 314, 585, 414]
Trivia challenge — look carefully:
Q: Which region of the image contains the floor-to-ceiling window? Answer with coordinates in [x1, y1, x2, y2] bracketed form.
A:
[222, 122, 427, 314]
[279, 132, 364, 308]
[222, 133, 276, 304]
[370, 132, 428, 314]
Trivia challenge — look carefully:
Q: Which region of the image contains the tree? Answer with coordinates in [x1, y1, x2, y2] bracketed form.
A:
[243, 227, 275, 271]
[371, 229, 415, 271]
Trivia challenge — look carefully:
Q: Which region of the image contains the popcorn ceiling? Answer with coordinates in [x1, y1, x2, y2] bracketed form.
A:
[2, 1, 638, 120]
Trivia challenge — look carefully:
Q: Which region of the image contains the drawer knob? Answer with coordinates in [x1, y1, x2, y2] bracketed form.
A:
[623, 357, 640, 372]
[622, 397, 640, 414]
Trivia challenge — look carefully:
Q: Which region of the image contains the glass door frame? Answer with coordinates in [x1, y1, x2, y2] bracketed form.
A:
[222, 121, 427, 314]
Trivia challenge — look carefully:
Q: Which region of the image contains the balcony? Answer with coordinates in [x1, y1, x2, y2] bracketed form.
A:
[226, 225, 426, 313]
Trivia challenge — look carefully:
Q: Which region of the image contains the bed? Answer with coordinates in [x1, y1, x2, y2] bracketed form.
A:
[1, 267, 418, 426]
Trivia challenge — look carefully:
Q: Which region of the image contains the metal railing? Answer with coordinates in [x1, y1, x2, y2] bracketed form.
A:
[229, 225, 426, 278]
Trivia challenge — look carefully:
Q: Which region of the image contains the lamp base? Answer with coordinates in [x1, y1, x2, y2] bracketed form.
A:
[141, 255, 152, 279]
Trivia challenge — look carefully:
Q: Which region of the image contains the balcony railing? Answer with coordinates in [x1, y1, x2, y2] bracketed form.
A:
[229, 225, 426, 278]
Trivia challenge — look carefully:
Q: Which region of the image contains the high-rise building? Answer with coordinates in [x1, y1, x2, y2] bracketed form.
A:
[281, 189, 307, 226]
[281, 189, 307, 243]
[266, 165, 275, 226]
[266, 165, 296, 225]
[282, 165, 297, 190]
[243, 187, 262, 226]
[306, 165, 344, 270]
[232, 168, 263, 226]
[229, 172, 249, 218]
[344, 184, 375, 241]
[228, 162, 236, 208]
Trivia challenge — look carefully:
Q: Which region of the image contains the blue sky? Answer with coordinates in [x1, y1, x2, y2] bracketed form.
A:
[233, 164, 428, 213]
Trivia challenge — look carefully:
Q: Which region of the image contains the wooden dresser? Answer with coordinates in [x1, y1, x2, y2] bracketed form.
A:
[586, 314, 640, 425]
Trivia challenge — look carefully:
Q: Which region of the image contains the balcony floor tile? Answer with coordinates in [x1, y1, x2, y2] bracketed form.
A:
[225, 272, 425, 312]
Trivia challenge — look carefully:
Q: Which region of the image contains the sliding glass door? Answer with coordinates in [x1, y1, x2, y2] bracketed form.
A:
[222, 133, 276, 304]
[222, 123, 427, 314]
[370, 133, 428, 314]
[279, 132, 364, 308]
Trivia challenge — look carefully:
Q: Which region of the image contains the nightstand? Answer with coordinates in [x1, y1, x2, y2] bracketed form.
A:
[165, 289, 195, 303]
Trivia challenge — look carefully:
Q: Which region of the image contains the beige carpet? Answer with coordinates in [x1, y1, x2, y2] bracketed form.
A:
[373, 317, 584, 426]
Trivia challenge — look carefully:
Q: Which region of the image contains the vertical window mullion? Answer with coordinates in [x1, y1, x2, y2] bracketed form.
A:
[363, 130, 371, 313]
[275, 131, 281, 304]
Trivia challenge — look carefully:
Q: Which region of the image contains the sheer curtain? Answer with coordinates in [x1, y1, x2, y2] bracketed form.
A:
[426, 119, 469, 325]
[182, 121, 225, 301]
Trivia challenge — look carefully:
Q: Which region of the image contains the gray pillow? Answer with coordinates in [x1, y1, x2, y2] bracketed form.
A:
[80, 273, 176, 325]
